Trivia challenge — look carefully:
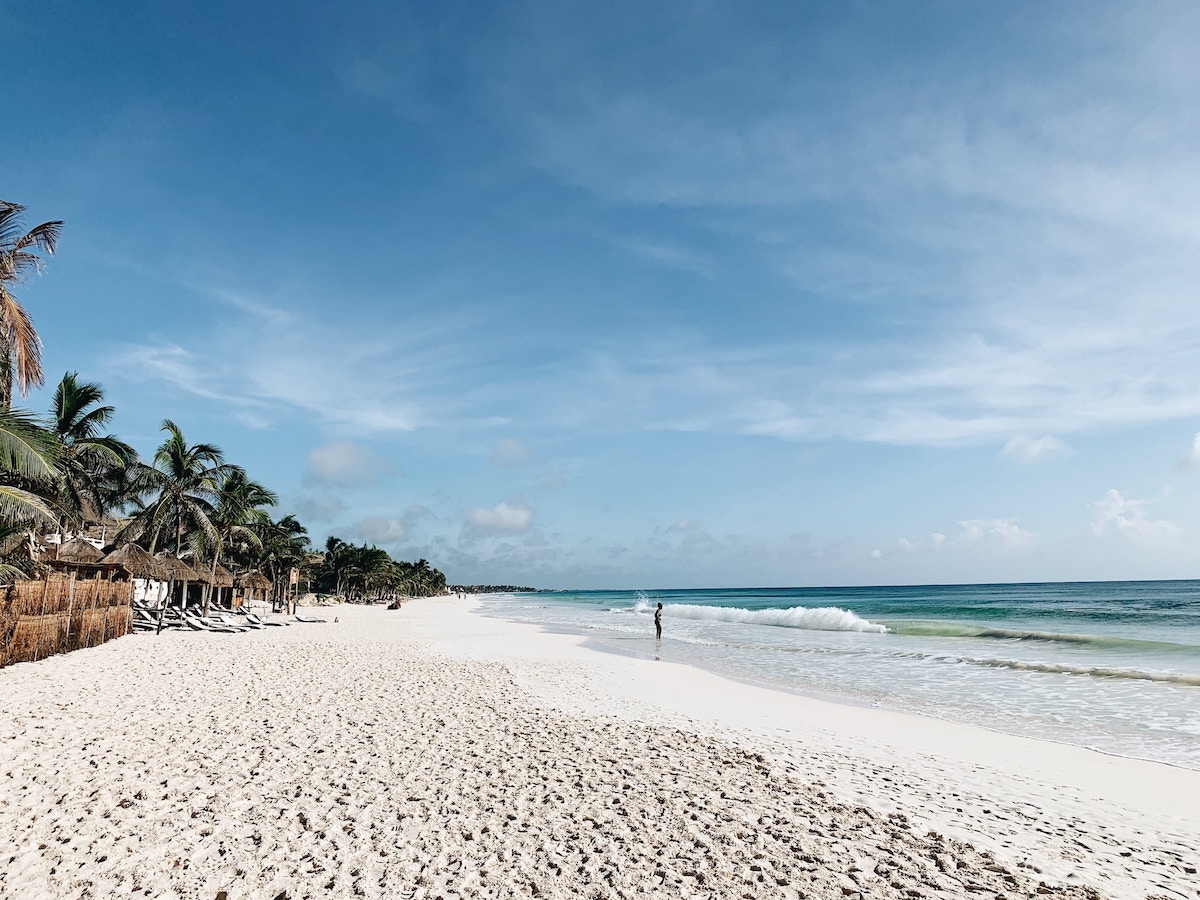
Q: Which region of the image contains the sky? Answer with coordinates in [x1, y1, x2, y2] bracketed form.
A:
[5, 1, 1200, 588]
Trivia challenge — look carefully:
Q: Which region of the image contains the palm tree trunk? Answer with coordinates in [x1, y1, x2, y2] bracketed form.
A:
[0, 344, 12, 411]
[204, 551, 220, 616]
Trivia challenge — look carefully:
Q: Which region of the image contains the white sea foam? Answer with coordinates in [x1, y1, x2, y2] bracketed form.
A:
[632, 597, 887, 634]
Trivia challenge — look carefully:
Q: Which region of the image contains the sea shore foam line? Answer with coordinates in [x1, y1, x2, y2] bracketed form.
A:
[632, 597, 887, 633]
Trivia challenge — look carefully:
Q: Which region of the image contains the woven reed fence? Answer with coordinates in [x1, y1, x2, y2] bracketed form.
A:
[1, 572, 134, 668]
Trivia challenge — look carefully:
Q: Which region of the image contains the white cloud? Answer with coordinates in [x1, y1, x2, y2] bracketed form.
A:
[667, 517, 701, 533]
[352, 516, 409, 545]
[1179, 432, 1200, 469]
[869, 549, 882, 559]
[1091, 489, 1181, 546]
[491, 438, 533, 467]
[957, 519, 1035, 548]
[1002, 435, 1069, 464]
[464, 499, 535, 535]
[304, 441, 396, 488]
[900, 519, 1033, 552]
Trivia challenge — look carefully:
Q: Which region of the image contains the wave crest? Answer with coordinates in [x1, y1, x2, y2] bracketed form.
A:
[632, 597, 887, 634]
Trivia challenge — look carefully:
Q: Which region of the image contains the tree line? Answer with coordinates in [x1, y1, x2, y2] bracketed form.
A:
[0, 199, 446, 601]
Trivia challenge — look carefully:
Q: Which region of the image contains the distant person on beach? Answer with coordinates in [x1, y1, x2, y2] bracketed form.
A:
[654, 602, 663, 639]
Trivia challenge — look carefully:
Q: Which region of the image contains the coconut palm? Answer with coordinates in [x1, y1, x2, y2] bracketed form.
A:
[198, 469, 277, 614]
[47, 372, 136, 534]
[252, 514, 310, 607]
[121, 420, 239, 555]
[0, 201, 62, 409]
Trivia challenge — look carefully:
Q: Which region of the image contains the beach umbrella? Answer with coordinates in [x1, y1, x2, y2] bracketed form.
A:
[54, 537, 104, 564]
[236, 570, 273, 606]
[100, 543, 169, 581]
[154, 551, 209, 632]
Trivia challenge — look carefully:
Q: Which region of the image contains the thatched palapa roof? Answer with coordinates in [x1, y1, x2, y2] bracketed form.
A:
[55, 537, 104, 564]
[212, 562, 235, 588]
[236, 571, 273, 590]
[155, 552, 205, 582]
[101, 544, 169, 580]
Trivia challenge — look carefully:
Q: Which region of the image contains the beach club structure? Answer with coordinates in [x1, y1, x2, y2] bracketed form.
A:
[1, 535, 278, 669]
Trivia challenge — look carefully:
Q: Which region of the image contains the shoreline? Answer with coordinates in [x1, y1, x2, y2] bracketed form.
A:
[1, 598, 1196, 899]
[412, 595, 1200, 898]
[510, 610, 1200, 774]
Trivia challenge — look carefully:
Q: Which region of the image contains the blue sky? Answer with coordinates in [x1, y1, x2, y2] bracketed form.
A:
[6, 1, 1200, 588]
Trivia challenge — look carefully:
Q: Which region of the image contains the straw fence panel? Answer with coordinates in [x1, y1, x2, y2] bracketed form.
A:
[1, 572, 134, 668]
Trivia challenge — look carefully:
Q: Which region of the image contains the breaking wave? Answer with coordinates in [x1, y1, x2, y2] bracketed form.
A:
[631, 597, 887, 634]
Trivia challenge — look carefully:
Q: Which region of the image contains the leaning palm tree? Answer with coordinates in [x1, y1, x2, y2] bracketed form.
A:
[0, 201, 62, 409]
[47, 372, 136, 535]
[121, 420, 238, 555]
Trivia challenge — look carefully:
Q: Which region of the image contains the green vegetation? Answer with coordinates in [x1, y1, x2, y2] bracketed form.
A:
[0, 201, 446, 603]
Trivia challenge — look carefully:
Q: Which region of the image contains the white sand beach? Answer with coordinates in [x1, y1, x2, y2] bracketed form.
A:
[2, 597, 1197, 899]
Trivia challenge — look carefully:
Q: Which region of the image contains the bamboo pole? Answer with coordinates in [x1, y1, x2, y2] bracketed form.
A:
[65, 571, 76, 649]
[35, 577, 50, 661]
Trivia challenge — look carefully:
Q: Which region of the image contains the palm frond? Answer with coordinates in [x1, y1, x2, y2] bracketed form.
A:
[0, 288, 43, 396]
[0, 483, 55, 525]
[14, 220, 62, 255]
[0, 407, 59, 479]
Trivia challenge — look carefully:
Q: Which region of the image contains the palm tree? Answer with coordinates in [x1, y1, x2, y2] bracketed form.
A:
[0, 201, 62, 409]
[199, 469, 277, 614]
[122, 420, 238, 555]
[47, 372, 135, 535]
[254, 514, 310, 608]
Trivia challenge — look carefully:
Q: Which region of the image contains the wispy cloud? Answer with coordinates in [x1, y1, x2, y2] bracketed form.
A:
[490, 438, 533, 468]
[1002, 435, 1069, 464]
[105, 287, 499, 437]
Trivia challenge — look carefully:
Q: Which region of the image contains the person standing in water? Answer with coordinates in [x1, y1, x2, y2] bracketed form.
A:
[654, 602, 663, 639]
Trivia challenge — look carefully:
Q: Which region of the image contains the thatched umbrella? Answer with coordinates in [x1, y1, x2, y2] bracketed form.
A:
[209, 562, 235, 610]
[155, 552, 205, 618]
[101, 544, 169, 581]
[55, 537, 104, 564]
[101, 544, 170, 633]
[236, 570, 273, 607]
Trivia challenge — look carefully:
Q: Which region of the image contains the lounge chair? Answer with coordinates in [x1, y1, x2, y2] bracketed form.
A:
[182, 612, 245, 633]
[239, 610, 284, 626]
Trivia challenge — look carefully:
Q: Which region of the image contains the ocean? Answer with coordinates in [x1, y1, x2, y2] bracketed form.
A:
[477, 581, 1200, 770]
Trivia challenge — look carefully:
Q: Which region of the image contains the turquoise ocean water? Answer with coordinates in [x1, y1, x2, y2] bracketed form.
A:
[478, 581, 1200, 770]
